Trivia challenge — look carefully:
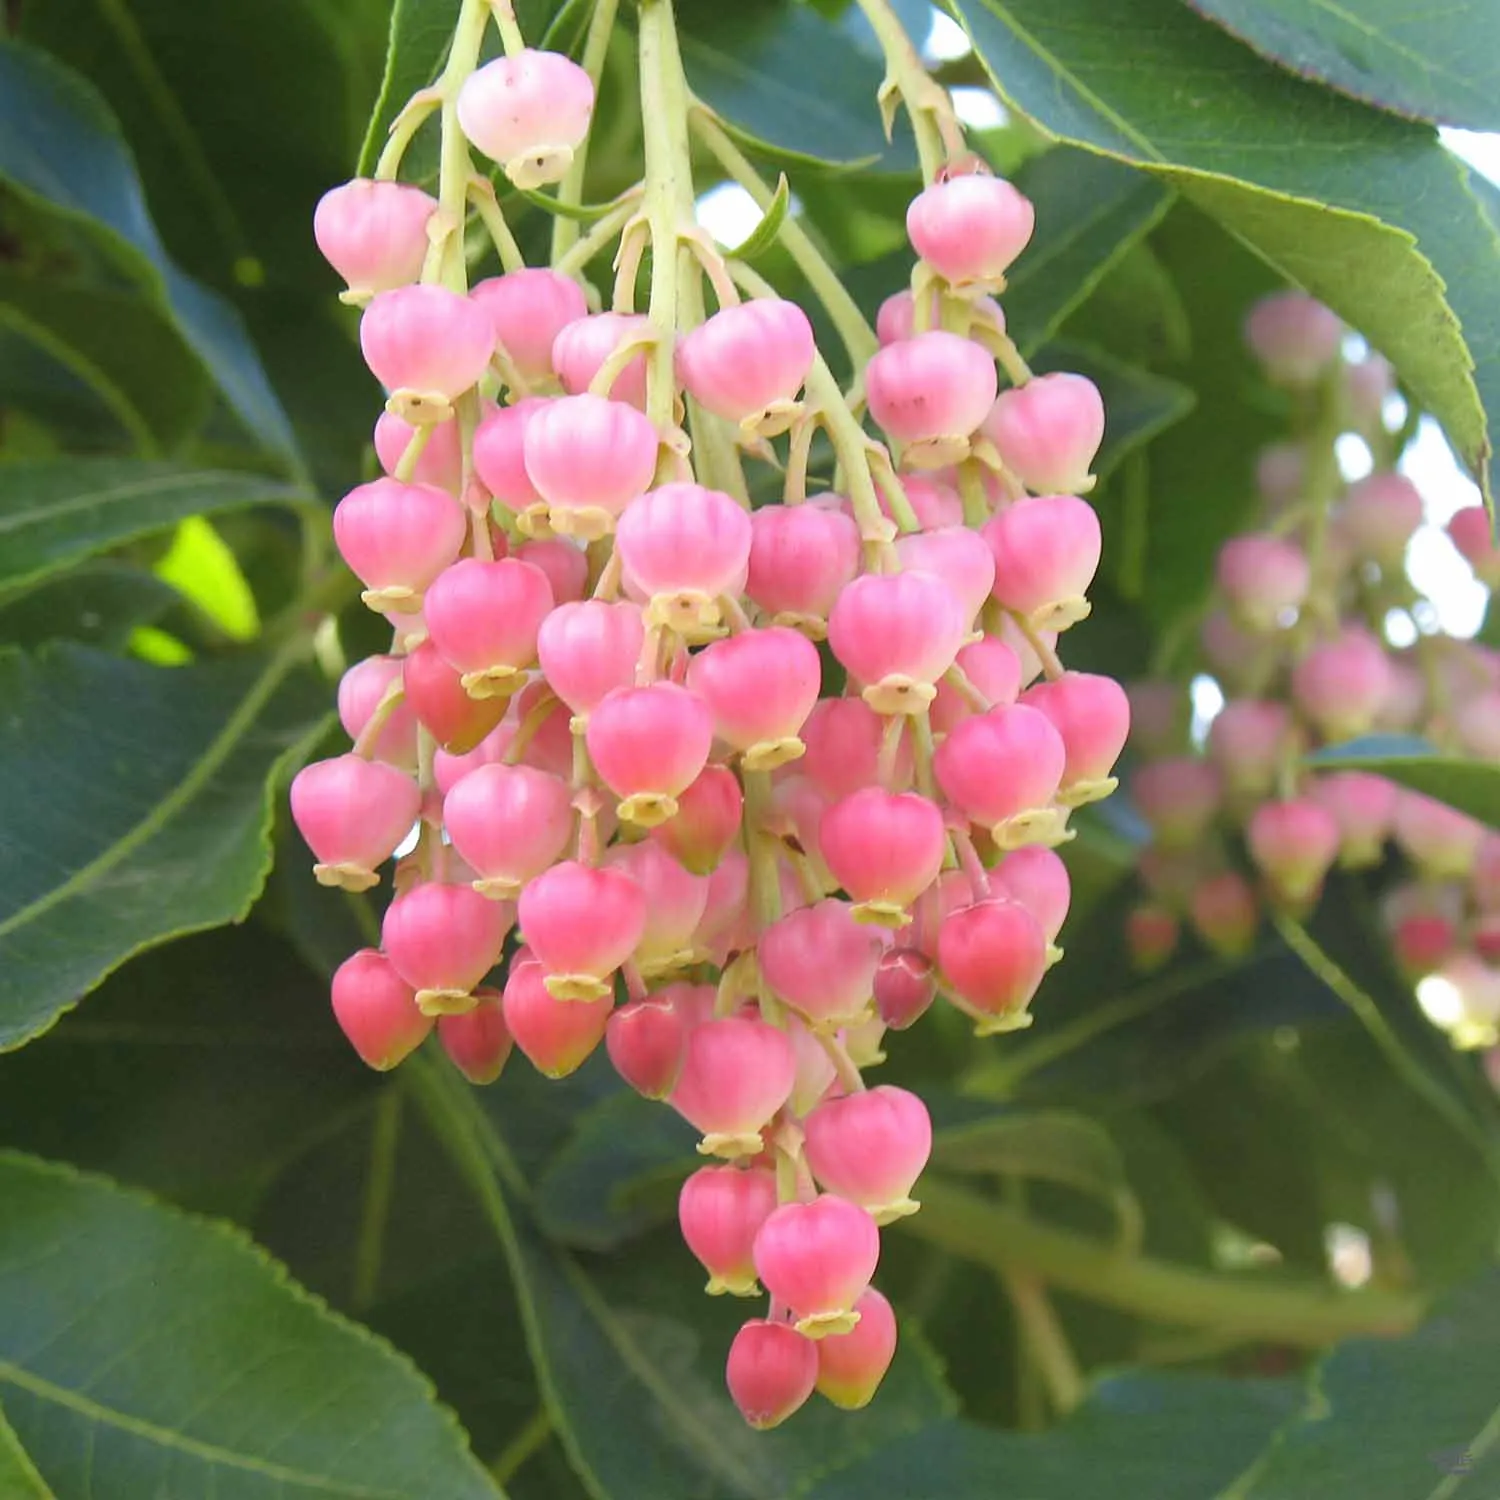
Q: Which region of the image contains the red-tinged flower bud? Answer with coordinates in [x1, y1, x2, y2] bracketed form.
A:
[726, 1320, 818, 1430]
[873, 947, 937, 1030]
[938, 898, 1048, 1033]
[817, 788, 946, 927]
[1021, 671, 1130, 806]
[676, 299, 816, 434]
[982, 494, 1101, 633]
[1216, 533, 1310, 633]
[518, 860, 648, 1002]
[457, 49, 595, 189]
[403, 641, 507, 754]
[1131, 758, 1222, 849]
[553, 311, 651, 407]
[360, 285, 495, 424]
[679, 1165, 779, 1296]
[501, 954, 611, 1077]
[1188, 870, 1259, 958]
[523, 394, 659, 541]
[1449, 506, 1500, 587]
[1126, 903, 1180, 973]
[760, 900, 885, 1030]
[1309, 771, 1397, 868]
[754, 1197, 881, 1338]
[382, 882, 511, 1014]
[906, 173, 1035, 287]
[586, 683, 715, 828]
[651, 765, 744, 875]
[816, 1287, 898, 1410]
[443, 764, 574, 900]
[291, 754, 421, 893]
[933, 704, 1068, 849]
[1393, 791, 1485, 879]
[1244, 291, 1343, 386]
[670, 1015, 797, 1158]
[437, 988, 513, 1084]
[607, 991, 690, 1099]
[333, 477, 466, 614]
[804, 1086, 932, 1224]
[865, 331, 998, 469]
[331, 949, 432, 1071]
[982, 373, 1104, 496]
[686, 627, 822, 772]
[1291, 628, 1392, 744]
[1246, 798, 1340, 907]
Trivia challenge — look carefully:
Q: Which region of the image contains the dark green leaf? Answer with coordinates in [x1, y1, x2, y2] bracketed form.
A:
[1064, 240, 1193, 367]
[0, 1402, 52, 1499]
[0, 460, 312, 596]
[0, 644, 329, 1050]
[1310, 741, 1500, 828]
[0, 1151, 499, 1498]
[1240, 1268, 1500, 1498]
[0, 563, 180, 651]
[0, 41, 298, 465]
[1182, 0, 1500, 132]
[947, 0, 1500, 506]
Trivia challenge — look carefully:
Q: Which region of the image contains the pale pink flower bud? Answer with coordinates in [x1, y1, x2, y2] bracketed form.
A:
[331, 949, 432, 1070]
[745, 502, 860, 635]
[423, 557, 554, 699]
[1201, 610, 1267, 685]
[818, 789, 945, 927]
[686, 627, 821, 771]
[607, 992, 690, 1100]
[291, 754, 420, 892]
[360, 285, 495, 423]
[616, 482, 753, 636]
[586, 683, 714, 827]
[933, 704, 1068, 849]
[1291, 628, 1392, 743]
[753, 1197, 881, 1337]
[403, 642, 506, 755]
[456, 49, 595, 188]
[535, 600, 645, 719]
[524, 393, 659, 540]
[906, 173, 1035, 287]
[801, 698, 911, 798]
[1244, 291, 1343, 386]
[1449, 506, 1500, 586]
[1188, 871, 1258, 957]
[874, 948, 937, 1030]
[982, 494, 1101, 632]
[877, 289, 1003, 346]
[679, 1165, 778, 1297]
[1215, 533, 1310, 632]
[828, 570, 969, 715]
[1340, 473, 1423, 568]
[1457, 689, 1500, 760]
[518, 861, 648, 1001]
[932, 636, 1024, 733]
[866, 331, 998, 468]
[1206, 699, 1292, 798]
[437, 989, 513, 1084]
[374, 410, 463, 493]
[605, 841, 710, 976]
[1020, 671, 1130, 805]
[983, 373, 1104, 495]
[1256, 443, 1306, 508]
[473, 399, 548, 518]
[1247, 798, 1340, 906]
[676, 299, 816, 433]
[726, 1320, 818, 1429]
[1345, 353, 1394, 430]
[759, 899, 884, 1030]
[882, 471, 966, 530]
[1310, 771, 1397, 868]
[314, 178, 435, 301]
[339, 655, 418, 771]
[651, 765, 744, 875]
[671, 1015, 796, 1157]
[471, 270, 589, 383]
[1127, 904, 1180, 972]
[938, 898, 1048, 1032]
[442, 764, 573, 900]
[553, 312, 651, 407]
[895, 525, 996, 625]
[804, 1086, 931, 1223]
[1394, 791, 1485, 878]
[382, 882, 510, 1014]
[991, 845, 1071, 944]
[502, 952, 611, 1077]
[816, 1288, 897, 1410]
[1131, 758, 1222, 848]
[333, 477, 466, 613]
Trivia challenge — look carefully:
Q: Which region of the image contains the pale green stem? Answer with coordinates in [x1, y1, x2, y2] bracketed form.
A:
[551, 0, 622, 261]
[351, 1089, 403, 1312]
[488, 0, 526, 55]
[491, 1407, 552, 1485]
[851, 0, 957, 182]
[554, 187, 645, 279]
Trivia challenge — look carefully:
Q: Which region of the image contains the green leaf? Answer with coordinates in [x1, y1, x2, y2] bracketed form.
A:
[804, 1372, 1300, 1500]
[0, 644, 330, 1051]
[1064, 240, 1193, 367]
[1182, 0, 1500, 133]
[0, 1401, 53, 1499]
[0, 1151, 499, 1498]
[0, 460, 312, 596]
[0, 563, 180, 652]
[1311, 739, 1500, 828]
[726, 172, 792, 260]
[946, 0, 1500, 507]
[0, 41, 298, 465]
[1237, 1268, 1500, 1498]
[511, 187, 631, 224]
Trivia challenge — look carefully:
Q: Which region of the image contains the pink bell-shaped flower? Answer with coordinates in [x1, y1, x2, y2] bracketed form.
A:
[471, 269, 589, 383]
[442, 764, 574, 900]
[801, 698, 911, 798]
[331, 949, 432, 1071]
[291, 754, 421, 892]
[524, 393, 659, 540]
[895, 525, 996, 626]
[676, 299, 816, 435]
[360, 285, 495, 424]
[1188, 871, 1259, 958]
[314, 178, 436, 302]
[651, 765, 744, 875]
[745, 502, 861, 636]
[817, 788, 945, 927]
[586, 683, 715, 827]
[816, 1287, 898, 1410]
[983, 494, 1101, 633]
[1216, 533, 1311, 633]
[382, 882, 510, 1014]
[1310, 770, 1397, 868]
[1244, 291, 1344, 386]
[501, 952, 611, 1077]
[1394, 791, 1485, 879]
[606, 991, 691, 1099]
[933, 703, 1068, 849]
[876, 288, 1004, 347]
[1127, 904, 1181, 973]
[516, 537, 589, 605]
[1340, 473, 1423, 568]
[1207, 698, 1292, 798]
[374, 410, 464, 494]
[670, 1015, 796, 1157]
[938, 897, 1048, 1033]
[759, 899, 884, 1030]
[605, 842, 711, 977]
[1246, 798, 1341, 906]
[457, 49, 595, 189]
[472, 398, 549, 523]
[338, 655, 418, 771]
[1450, 506, 1500, 586]
[726, 1320, 818, 1430]
[615, 482, 753, 638]
[423, 557, 555, 699]
[931, 636, 1024, 734]
[1020, 670, 1130, 806]
[991, 845, 1071, 947]
[333, 477, 466, 613]
[402, 641, 507, 754]
[865, 330, 998, 468]
[753, 1196, 881, 1338]
[553, 311, 651, 407]
[874, 947, 937, 1030]
[982, 373, 1104, 495]
[1291, 628, 1392, 743]
[679, 1165, 779, 1296]
[907, 173, 1035, 288]
[804, 1086, 932, 1223]
[437, 989, 513, 1084]
[686, 626, 821, 771]
[1131, 758, 1223, 848]
[518, 860, 648, 1002]
[536, 600, 646, 720]
[829, 570, 969, 716]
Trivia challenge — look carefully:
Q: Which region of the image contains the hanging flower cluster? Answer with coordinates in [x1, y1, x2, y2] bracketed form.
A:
[293, 0, 1123, 1427]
